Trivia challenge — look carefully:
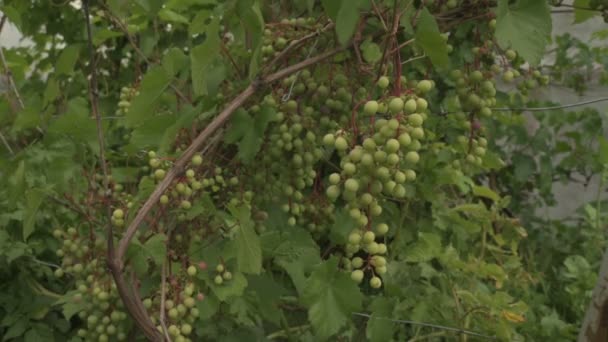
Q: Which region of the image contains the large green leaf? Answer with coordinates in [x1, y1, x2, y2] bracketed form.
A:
[405, 232, 442, 263]
[47, 97, 98, 153]
[573, 0, 598, 23]
[125, 66, 172, 126]
[335, 0, 362, 45]
[301, 257, 362, 340]
[366, 297, 396, 342]
[273, 228, 320, 294]
[321, 0, 341, 20]
[495, 0, 551, 66]
[228, 205, 262, 274]
[55, 45, 80, 76]
[191, 18, 221, 97]
[328, 208, 356, 245]
[23, 189, 45, 240]
[415, 8, 449, 68]
[224, 106, 276, 163]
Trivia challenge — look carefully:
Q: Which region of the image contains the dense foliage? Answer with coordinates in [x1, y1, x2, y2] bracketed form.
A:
[0, 0, 607, 341]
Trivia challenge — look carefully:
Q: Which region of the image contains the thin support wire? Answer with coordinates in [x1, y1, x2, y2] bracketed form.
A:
[352, 312, 497, 340]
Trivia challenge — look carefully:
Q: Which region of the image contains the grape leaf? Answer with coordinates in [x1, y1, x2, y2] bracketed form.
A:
[23, 189, 44, 240]
[209, 271, 248, 301]
[246, 275, 287, 325]
[301, 257, 362, 340]
[573, 0, 598, 23]
[191, 18, 220, 97]
[125, 66, 171, 126]
[225, 106, 276, 163]
[158, 9, 189, 24]
[366, 297, 395, 342]
[495, 0, 551, 66]
[55, 45, 80, 76]
[405, 232, 442, 263]
[329, 208, 356, 245]
[472, 185, 500, 202]
[321, 0, 342, 21]
[335, 0, 362, 45]
[228, 205, 262, 274]
[273, 228, 321, 294]
[361, 40, 382, 63]
[415, 8, 449, 68]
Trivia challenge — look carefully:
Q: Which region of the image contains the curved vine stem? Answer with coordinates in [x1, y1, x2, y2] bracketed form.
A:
[106, 37, 354, 338]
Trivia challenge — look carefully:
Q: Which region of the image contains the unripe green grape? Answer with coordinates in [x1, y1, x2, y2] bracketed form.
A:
[376, 223, 389, 236]
[326, 185, 341, 200]
[480, 107, 492, 117]
[405, 151, 420, 164]
[489, 18, 497, 29]
[343, 162, 356, 176]
[375, 166, 390, 180]
[187, 265, 197, 276]
[181, 200, 192, 209]
[287, 217, 296, 226]
[408, 113, 423, 127]
[214, 275, 223, 285]
[470, 70, 484, 82]
[505, 49, 517, 60]
[223, 271, 233, 280]
[475, 146, 486, 156]
[351, 270, 364, 283]
[361, 138, 375, 152]
[374, 151, 387, 164]
[375, 266, 387, 275]
[329, 173, 341, 185]
[388, 97, 404, 113]
[417, 80, 433, 93]
[174, 323, 191, 337]
[405, 169, 416, 181]
[370, 181, 383, 195]
[386, 153, 400, 166]
[377, 76, 389, 89]
[360, 193, 373, 206]
[393, 171, 406, 184]
[385, 139, 400, 153]
[344, 178, 360, 192]
[411, 127, 424, 139]
[351, 257, 364, 268]
[349, 208, 362, 220]
[393, 184, 406, 198]
[388, 118, 400, 130]
[502, 70, 514, 82]
[334, 136, 348, 151]
[112, 209, 124, 219]
[404, 99, 417, 113]
[322, 133, 335, 147]
[370, 276, 382, 289]
[363, 101, 379, 116]
[168, 308, 179, 319]
[416, 98, 428, 111]
[348, 232, 362, 244]
[154, 169, 166, 180]
[54, 268, 64, 278]
[363, 231, 376, 244]
[398, 133, 412, 146]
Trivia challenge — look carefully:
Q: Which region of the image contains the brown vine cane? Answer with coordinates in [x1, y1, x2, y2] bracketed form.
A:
[108, 44, 354, 339]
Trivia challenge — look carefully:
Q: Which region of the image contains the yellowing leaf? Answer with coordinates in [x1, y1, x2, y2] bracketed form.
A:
[502, 310, 526, 323]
